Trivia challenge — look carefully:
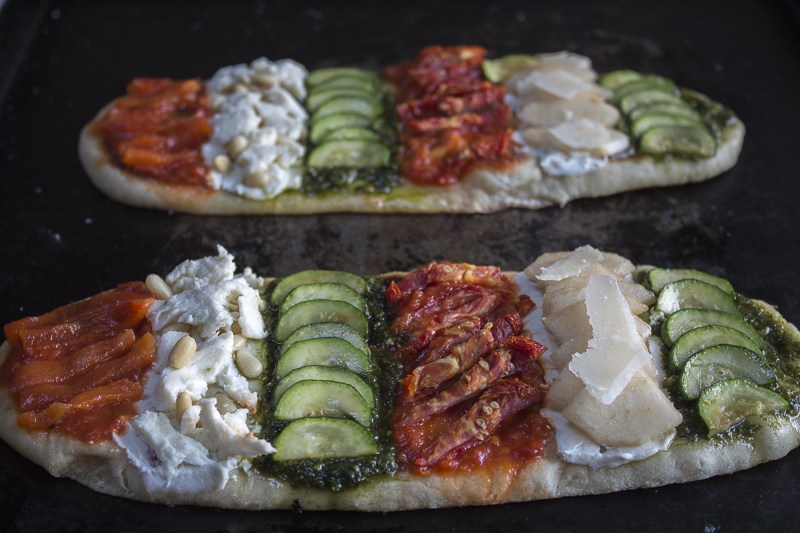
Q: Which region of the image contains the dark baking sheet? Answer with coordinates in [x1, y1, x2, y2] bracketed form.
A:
[1, 0, 799, 531]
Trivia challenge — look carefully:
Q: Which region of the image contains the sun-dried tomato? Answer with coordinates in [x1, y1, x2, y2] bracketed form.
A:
[385, 46, 521, 186]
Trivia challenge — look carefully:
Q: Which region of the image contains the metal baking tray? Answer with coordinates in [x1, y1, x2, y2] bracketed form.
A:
[1, 1, 798, 531]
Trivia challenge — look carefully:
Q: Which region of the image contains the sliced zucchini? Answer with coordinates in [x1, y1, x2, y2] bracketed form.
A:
[628, 103, 701, 123]
[275, 337, 370, 378]
[647, 268, 735, 296]
[310, 95, 383, 123]
[275, 299, 369, 343]
[280, 322, 371, 358]
[630, 114, 707, 139]
[481, 54, 539, 83]
[308, 140, 390, 168]
[280, 282, 366, 315]
[307, 67, 381, 88]
[320, 126, 380, 143]
[680, 345, 776, 400]
[612, 78, 677, 105]
[272, 417, 378, 461]
[654, 279, 741, 318]
[309, 112, 375, 144]
[273, 365, 375, 407]
[306, 88, 379, 112]
[271, 270, 367, 306]
[669, 325, 763, 370]
[661, 308, 764, 349]
[273, 380, 371, 426]
[309, 75, 379, 95]
[619, 90, 687, 114]
[639, 125, 717, 158]
[598, 70, 642, 90]
[698, 379, 789, 436]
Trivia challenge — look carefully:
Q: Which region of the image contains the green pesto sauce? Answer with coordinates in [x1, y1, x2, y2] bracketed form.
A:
[657, 294, 800, 443]
[680, 90, 739, 140]
[253, 276, 402, 491]
[302, 91, 402, 197]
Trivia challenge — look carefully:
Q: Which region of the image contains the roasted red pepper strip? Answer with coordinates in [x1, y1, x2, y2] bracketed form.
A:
[17, 379, 144, 432]
[9, 330, 135, 393]
[90, 78, 213, 188]
[18, 332, 156, 413]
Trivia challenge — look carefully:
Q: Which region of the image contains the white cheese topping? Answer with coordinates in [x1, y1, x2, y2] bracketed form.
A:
[543, 409, 675, 469]
[117, 246, 274, 494]
[505, 52, 629, 176]
[517, 247, 681, 467]
[202, 58, 308, 200]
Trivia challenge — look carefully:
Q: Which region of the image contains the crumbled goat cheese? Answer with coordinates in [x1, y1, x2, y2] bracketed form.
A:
[118, 248, 273, 493]
[203, 58, 308, 200]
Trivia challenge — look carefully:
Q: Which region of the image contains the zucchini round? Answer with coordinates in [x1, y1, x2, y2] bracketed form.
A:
[271, 270, 367, 306]
[280, 282, 366, 315]
[275, 337, 370, 378]
[280, 322, 370, 358]
[680, 345, 776, 400]
[272, 417, 378, 461]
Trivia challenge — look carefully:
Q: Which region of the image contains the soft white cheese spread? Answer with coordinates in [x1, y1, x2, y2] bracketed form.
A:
[116, 246, 275, 494]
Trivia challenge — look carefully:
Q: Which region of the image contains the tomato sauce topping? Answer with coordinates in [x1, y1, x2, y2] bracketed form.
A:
[386, 262, 550, 476]
[1, 283, 157, 443]
[384, 46, 521, 186]
[90, 78, 214, 188]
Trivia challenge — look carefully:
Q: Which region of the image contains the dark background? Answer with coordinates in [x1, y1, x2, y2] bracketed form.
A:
[1, 1, 799, 531]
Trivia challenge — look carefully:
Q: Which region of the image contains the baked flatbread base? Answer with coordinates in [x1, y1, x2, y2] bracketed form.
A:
[77, 109, 745, 215]
[1, 293, 796, 511]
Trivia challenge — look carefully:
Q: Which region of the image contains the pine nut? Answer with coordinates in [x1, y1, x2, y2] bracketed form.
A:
[213, 154, 232, 173]
[243, 171, 270, 188]
[161, 322, 191, 333]
[228, 134, 249, 159]
[252, 72, 279, 87]
[145, 273, 172, 300]
[232, 334, 247, 352]
[215, 392, 237, 414]
[232, 83, 249, 93]
[209, 94, 226, 110]
[235, 349, 263, 379]
[168, 335, 196, 369]
[175, 392, 192, 424]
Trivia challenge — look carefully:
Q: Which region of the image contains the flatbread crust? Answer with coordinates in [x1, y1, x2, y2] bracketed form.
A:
[77, 105, 745, 215]
[1, 286, 797, 511]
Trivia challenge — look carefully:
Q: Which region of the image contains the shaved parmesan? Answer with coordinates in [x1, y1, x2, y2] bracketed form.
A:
[526, 69, 599, 100]
[549, 118, 612, 150]
[569, 335, 652, 404]
[545, 368, 586, 411]
[519, 99, 620, 128]
[585, 274, 643, 346]
[537, 245, 604, 281]
[562, 375, 683, 447]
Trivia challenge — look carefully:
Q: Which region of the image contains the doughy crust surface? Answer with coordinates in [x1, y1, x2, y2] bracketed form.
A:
[1, 289, 797, 511]
[78, 103, 745, 215]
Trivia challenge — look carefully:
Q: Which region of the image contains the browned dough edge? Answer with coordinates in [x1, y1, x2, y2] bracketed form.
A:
[1, 276, 797, 511]
[77, 100, 744, 215]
